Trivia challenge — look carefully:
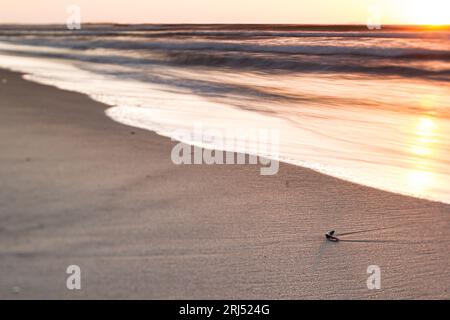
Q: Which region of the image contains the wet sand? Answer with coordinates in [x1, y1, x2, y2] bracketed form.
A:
[0, 69, 449, 299]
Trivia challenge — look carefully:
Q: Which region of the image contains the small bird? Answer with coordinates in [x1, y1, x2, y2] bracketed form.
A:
[325, 230, 340, 242]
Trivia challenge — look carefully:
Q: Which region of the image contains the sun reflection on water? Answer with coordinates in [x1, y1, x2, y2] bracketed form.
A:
[407, 117, 437, 194]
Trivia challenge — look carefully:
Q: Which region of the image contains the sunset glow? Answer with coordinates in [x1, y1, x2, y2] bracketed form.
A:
[408, 0, 450, 25]
[0, 0, 449, 25]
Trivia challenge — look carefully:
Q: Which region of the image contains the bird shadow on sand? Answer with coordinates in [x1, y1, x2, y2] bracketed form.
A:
[332, 239, 430, 245]
[338, 239, 394, 243]
[330, 225, 430, 245]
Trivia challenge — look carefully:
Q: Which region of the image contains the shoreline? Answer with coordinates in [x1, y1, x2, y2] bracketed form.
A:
[1, 47, 448, 205]
[3, 58, 448, 206]
[0, 69, 449, 299]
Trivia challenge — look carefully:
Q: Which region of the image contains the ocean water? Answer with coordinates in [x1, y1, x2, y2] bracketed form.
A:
[1, 24, 449, 203]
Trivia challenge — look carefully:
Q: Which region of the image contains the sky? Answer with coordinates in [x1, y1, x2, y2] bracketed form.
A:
[0, 0, 449, 25]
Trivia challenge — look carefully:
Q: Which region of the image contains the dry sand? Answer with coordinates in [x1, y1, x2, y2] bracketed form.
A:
[0, 69, 449, 299]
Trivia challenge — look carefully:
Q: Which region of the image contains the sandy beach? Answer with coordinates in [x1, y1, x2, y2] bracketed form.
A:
[0, 69, 449, 299]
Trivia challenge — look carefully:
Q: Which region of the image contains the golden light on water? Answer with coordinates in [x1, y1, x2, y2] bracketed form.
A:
[407, 116, 437, 193]
[417, 118, 435, 132]
[409, 118, 435, 155]
[408, 170, 433, 191]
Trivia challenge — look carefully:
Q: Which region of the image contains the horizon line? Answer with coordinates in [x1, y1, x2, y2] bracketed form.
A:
[1, 22, 449, 27]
